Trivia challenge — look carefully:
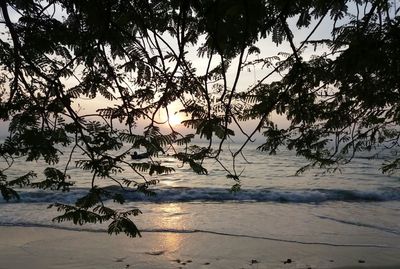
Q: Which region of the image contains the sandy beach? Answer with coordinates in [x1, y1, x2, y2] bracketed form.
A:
[1, 226, 399, 269]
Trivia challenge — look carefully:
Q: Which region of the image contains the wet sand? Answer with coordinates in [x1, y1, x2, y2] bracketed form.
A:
[1, 226, 399, 269]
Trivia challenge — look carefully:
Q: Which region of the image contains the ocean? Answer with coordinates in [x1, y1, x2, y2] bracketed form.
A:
[1, 142, 399, 250]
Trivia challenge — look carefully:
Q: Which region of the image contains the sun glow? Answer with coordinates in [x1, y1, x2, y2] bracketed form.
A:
[168, 113, 182, 126]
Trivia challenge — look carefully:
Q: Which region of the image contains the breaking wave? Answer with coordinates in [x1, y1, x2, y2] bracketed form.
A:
[2, 186, 400, 204]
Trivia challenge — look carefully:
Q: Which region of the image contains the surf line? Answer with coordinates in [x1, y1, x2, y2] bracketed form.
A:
[315, 215, 400, 236]
[0, 223, 393, 249]
[142, 228, 392, 248]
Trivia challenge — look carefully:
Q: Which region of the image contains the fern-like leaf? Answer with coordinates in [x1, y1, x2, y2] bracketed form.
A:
[108, 216, 141, 237]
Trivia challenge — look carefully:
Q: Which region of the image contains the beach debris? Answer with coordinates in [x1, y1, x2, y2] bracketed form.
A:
[358, 259, 366, 263]
[329, 259, 334, 262]
[114, 257, 126, 262]
[186, 260, 192, 263]
[125, 265, 130, 268]
[203, 262, 210, 265]
[283, 258, 292, 264]
[251, 259, 259, 264]
[145, 250, 165, 256]
[173, 259, 181, 263]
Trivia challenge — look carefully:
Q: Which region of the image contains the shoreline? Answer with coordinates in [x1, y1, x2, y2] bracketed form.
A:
[1, 226, 399, 269]
[1, 222, 392, 249]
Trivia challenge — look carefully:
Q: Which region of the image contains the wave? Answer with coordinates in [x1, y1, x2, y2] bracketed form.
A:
[1, 186, 400, 204]
[0, 222, 391, 249]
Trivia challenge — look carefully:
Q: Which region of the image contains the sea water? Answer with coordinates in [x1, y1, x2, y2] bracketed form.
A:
[1, 142, 399, 250]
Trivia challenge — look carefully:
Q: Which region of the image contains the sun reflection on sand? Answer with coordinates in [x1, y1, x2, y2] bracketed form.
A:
[156, 203, 186, 254]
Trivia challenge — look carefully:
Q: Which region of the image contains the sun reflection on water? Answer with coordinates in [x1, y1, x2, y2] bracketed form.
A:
[156, 203, 185, 254]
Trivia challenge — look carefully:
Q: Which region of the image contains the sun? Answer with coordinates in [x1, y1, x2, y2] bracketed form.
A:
[169, 113, 182, 126]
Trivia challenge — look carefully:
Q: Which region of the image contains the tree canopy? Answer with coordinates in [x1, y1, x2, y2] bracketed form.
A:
[0, 0, 399, 236]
